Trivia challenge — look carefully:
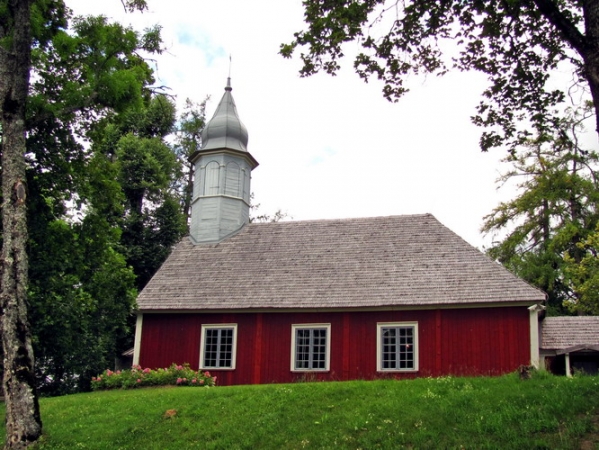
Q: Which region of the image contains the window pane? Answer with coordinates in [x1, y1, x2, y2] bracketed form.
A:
[294, 327, 328, 370]
[203, 327, 234, 368]
[381, 326, 415, 370]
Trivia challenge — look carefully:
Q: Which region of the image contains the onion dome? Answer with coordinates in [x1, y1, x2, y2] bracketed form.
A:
[200, 78, 249, 152]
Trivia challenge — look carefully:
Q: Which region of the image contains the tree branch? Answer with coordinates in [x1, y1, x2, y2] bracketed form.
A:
[531, 0, 588, 54]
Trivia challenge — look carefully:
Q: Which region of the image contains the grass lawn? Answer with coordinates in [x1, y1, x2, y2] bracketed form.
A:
[1, 371, 598, 449]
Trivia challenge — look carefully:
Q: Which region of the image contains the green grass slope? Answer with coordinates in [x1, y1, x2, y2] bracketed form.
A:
[3, 372, 599, 449]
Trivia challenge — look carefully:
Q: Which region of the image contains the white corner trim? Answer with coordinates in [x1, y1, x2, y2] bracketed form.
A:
[133, 314, 143, 366]
[528, 304, 544, 369]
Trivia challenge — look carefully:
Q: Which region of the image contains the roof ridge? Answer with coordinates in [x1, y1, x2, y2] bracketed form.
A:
[246, 213, 435, 226]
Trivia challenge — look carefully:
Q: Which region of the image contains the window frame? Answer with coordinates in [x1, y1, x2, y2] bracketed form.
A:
[376, 322, 419, 372]
[290, 323, 331, 372]
[199, 323, 238, 370]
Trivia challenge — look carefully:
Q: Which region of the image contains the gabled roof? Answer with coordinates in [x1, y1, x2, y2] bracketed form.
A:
[137, 214, 545, 311]
[541, 316, 599, 351]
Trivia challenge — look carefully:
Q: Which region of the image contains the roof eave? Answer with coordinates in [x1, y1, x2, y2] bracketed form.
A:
[188, 147, 259, 169]
[137, 300, 543, 315]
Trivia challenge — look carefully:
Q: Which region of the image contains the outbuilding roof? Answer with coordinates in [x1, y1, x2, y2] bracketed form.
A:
[137, 214, 545, 311]
[541, 316, 599, 351]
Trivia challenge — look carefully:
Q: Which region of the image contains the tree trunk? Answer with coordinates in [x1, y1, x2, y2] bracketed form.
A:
[582, 0, 599, 136]
[533, 0, 599, 135]
[0, 0, 43, 448]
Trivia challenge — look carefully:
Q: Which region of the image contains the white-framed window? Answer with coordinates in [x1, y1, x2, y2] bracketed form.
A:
[200, 324, 237, 370]
[291, 324, 331, 371]
[377, 322, 418, 372]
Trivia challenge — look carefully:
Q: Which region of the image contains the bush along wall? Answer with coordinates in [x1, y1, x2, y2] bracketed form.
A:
[92, 364, 216, 390]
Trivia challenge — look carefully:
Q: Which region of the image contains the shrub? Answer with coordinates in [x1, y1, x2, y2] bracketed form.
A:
[91, 364, 216, 390]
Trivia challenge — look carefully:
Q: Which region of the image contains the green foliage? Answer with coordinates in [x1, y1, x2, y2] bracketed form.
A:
[282, 1, 597, 152]
[28, 209, 137, 395]
[93, 94, 187, 291]
[116, 133, 178, 212]
[175, 97, 207, 158]
[19, 7, 177, 396]
[564, 227, 599, 314]
[91, 364, 216, 390]
[0, 374, 596, 449]
[173, 97, 208, 219]
[482, 111, 599, 313]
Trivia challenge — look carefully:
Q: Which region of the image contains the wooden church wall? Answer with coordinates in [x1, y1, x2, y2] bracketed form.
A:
[138, 306, 531, 385]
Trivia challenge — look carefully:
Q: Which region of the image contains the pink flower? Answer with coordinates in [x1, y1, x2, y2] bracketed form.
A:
[176, 377, 183, 384]
[199, 379, 205, 385]
[176, 365, 183, 371]
[106, 369, 113, 376]
[92, 377, 97, 382]
[97, 376, 102, 381]
[191, 379, 197, 384]
[137, 379, 141, 383]
[116, 370, 121, 375]
[143, 368, 151, 373]
[204, 371, 211, 377]
[213, 376, 217, 383]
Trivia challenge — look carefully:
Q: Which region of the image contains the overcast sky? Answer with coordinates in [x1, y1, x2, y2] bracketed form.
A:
[67, 0, 523, 250]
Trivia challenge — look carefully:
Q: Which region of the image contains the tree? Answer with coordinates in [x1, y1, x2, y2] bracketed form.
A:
[92, 94, 187, 291]
[281, 1, 599, 152]
[1, 0, 44, 446]
[482, 108, 599, 313]
[0, 0, 152, 445]
[26, 14, 170, 393]
[249, 193, 290, 223]
[174, 97, 208, 221]
[564, 226, 599, 314]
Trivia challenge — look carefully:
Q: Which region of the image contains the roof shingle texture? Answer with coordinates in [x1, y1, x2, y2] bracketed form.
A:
[541, 316, 599, 350]
[137, 214, 545, 311]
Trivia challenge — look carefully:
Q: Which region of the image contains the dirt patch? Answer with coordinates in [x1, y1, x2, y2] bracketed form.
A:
[579, 413, 599, 450]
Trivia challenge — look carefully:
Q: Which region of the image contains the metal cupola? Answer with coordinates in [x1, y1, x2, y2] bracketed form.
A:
[188, 78, 258, 244]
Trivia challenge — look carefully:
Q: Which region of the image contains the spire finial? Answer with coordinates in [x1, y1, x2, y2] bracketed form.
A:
[225, 55, 232, 91]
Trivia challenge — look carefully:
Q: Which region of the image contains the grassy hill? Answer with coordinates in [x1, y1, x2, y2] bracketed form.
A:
[2, 372, 598, 449]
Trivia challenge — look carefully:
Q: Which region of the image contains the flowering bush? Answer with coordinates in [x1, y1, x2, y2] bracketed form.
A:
[91, 363, 216, 390]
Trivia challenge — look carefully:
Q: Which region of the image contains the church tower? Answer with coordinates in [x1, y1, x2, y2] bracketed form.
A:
[188, 78, 258, 243]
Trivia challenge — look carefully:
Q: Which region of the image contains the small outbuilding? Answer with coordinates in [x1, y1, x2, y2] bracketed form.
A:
[540, 316, 599, 376]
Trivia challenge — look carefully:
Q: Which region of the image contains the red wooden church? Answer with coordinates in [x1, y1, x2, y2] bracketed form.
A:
[133, 80, 546, 385]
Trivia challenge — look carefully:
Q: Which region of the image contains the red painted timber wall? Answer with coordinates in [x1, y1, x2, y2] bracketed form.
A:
[139, 307, 531, 385]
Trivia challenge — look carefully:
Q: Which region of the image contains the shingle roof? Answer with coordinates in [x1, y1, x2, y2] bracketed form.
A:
[541, 316, 599, 350]
[137, 214, 545, 311]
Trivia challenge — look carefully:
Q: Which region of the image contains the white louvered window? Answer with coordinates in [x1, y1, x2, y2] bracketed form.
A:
[204, 161, 220, 196]
[377, 322, 418, 372]
[224, 161, 241, 197]
[291, 324, 331, 371]
[200, 324, 237, 370]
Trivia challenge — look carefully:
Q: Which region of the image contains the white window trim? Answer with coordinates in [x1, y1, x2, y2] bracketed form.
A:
[199, 323, 238, 370]
[376, 322, 419, 372]
[290, 323, 331, 372]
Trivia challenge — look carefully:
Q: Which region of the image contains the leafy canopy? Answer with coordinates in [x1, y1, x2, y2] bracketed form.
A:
[281, 1, 597, 152]
[482, 107, 599, 313]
